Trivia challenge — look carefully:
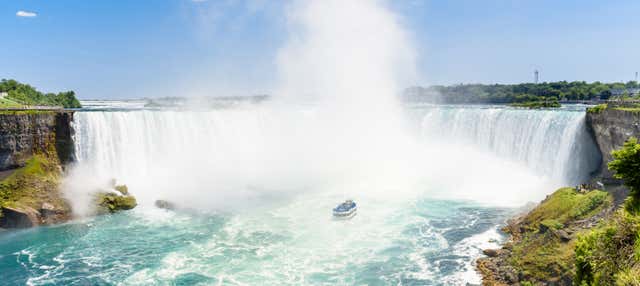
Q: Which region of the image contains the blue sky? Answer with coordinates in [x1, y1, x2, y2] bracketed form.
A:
[1, 0, 639, 99]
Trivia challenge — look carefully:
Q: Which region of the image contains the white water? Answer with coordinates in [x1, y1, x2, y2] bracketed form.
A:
[419, 105, 600, 184]
[60, 104, 599, 285]
[67, 104, 600, 214]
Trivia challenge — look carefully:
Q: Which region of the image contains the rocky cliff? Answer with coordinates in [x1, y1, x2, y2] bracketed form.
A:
[586, 105, 640, 182]
[0, 111, 74, 171]
[0, 111, 75, 228]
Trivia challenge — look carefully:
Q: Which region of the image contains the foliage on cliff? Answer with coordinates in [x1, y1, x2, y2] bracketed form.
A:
[575, 210, 640, 285]
[609, 137, 640, 213]
[0, 79, 81, 108]
[0, 155, 69, 220]
[586, 104, 608, 114]
[506, 188, 611, 283]
[510, 100, 561, 109]
[574, 137, 640, 286]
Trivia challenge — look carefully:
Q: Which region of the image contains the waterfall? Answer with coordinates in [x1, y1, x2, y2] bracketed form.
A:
[68, 103, 601, 212]
[418, 105, 601, 185]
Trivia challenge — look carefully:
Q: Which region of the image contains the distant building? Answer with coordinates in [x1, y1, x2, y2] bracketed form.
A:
[0, 92, 7, 98]
[610, 88, 640, 97]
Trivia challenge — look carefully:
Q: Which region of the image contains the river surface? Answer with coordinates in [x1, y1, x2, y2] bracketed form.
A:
[0, 102, 599, 285]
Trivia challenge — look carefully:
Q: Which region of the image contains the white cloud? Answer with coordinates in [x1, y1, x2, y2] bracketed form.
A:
[16, 10, 37, 17]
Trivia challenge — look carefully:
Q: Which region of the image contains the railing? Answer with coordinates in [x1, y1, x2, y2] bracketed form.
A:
[0, 106, 65, 111]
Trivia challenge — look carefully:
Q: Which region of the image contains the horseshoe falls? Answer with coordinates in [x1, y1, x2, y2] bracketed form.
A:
[0, 103, 600, 285]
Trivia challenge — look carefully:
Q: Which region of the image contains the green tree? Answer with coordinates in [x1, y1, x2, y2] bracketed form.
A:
[0, 79, 81, 108]
[609, 137, 640, 212]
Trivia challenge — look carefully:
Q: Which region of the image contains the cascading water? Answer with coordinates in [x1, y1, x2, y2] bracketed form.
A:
[25, 102, 597, 286]
[418, 105, 601, 185]
[0, 0, 603, 284]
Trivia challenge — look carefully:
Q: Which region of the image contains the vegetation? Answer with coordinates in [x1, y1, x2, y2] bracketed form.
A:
[522, 188, 611, 231]
[405, 81, 640, 104]
[609, 137, 640, 213]
[0, 79, 81, 108]
[574, 137, 640, 285]
[0, 155, 67, 218]
[505, 188, 612, 283]
[587, 104, 608, 113]
[510, 99, 561, 109]
[94, 184, 137, 214]
[574, 210, 640, 286]
[0, 97, 22, 108]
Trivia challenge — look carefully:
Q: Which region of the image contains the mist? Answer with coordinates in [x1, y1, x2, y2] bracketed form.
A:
[62, 0, 586, 216]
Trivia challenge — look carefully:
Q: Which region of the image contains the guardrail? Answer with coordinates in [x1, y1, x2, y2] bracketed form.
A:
[0, 106, 65, 111]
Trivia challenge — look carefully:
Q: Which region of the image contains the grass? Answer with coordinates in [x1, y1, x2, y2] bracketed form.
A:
[0, 155, 63, 217]
[0, 97, 23, 108]
[523, 188, 611, 230]
[0, 110, 57, 115]
[507, 188, 612, 282]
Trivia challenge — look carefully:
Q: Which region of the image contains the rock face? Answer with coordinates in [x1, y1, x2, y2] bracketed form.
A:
[586, 107, 640, 182]
[0, 111, 75, 229]
[0, 206, 39, 228]
[0, 111, 74, 171]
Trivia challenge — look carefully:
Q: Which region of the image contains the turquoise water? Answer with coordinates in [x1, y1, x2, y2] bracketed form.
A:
[0, 103, 599, 285]
[0, 197, 511, 285]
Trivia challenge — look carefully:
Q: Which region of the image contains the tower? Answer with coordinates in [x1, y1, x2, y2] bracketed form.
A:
[534, 70, 539, 84]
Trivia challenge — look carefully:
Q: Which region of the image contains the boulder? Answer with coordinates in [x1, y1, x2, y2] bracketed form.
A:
[155, 199, 176, 210]
[0, 206, 39, 228]
[95, 193, 137, 214]
[554, 229, 572, 242]
[39, 202, 71, 225]
[483, 248, 501, 258]
[114, 184, 129, 195]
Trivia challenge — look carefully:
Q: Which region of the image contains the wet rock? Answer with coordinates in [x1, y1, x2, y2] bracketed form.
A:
[155, 200, 176, 210]
[483, 248, 500, 257]
[39, 202, 71, 225]
[95, 192, 137, 214]
[114, 184, 129, 195]
[0, 206, 39, 228]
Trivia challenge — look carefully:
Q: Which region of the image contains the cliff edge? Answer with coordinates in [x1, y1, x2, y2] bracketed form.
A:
[0, 111, 74, 228]
[586, 104, 640, 182]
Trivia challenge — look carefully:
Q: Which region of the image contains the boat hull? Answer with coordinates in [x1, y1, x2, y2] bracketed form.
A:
[333, 206, 357, 219]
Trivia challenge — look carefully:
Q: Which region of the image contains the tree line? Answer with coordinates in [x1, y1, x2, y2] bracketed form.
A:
[0, 79, 82, 108]
[405, 81, 640, 104]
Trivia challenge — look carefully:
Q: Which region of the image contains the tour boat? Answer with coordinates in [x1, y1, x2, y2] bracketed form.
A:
[333, 199, 357, 219]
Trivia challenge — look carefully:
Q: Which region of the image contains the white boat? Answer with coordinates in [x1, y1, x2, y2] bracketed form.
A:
[333, 200, 357, 219]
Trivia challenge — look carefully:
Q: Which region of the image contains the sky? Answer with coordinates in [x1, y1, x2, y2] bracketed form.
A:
[1, 0, 639, 99]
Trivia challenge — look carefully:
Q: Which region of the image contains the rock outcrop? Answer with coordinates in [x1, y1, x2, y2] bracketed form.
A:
[586, 105, 640, 182]
[0, 111, 74, 171]
[0, 111, 74, 229]
[94, 184, 137, 214]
